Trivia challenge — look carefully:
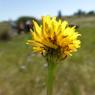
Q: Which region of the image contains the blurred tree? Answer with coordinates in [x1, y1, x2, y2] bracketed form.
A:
[16, 16, 39, 34]
[74, 10, 86, 16]
[87, 11, 95, 15]
[16, 16, 38, 25]
[57, 10, 63, 20]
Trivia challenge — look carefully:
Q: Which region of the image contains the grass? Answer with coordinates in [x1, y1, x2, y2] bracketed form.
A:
[0, 16, 95, 95]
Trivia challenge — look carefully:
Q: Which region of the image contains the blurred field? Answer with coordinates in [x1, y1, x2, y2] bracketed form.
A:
[0, 16, 95, 95]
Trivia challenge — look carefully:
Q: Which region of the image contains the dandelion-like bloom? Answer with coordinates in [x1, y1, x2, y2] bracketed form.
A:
[27, 16, 81, 95]
[27, 16, 81, 61]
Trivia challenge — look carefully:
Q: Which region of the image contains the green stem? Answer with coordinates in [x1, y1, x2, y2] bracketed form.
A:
[47, 62, 56, 95]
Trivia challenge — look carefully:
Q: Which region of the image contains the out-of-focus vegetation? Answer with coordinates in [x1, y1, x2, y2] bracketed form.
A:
[16, 16, 39, 25]
[0, 10, 95, 95]
[74, 10, 95, 16]
[0, 22, 11, 41]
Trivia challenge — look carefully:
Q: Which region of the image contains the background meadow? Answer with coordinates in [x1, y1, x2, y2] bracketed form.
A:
[0, 15, 95, 95]
[0, 0, 95, 95]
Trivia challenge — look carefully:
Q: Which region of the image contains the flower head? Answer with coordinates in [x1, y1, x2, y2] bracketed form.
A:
[27, 16, 81, 61]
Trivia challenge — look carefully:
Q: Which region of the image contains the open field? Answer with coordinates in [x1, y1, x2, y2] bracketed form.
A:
[0, 16, 95, 95]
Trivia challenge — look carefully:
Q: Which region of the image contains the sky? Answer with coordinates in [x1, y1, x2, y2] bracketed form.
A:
[0, 0, 95, 21]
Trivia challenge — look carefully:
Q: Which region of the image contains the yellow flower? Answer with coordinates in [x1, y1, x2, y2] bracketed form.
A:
[27, 16, 81, 60]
